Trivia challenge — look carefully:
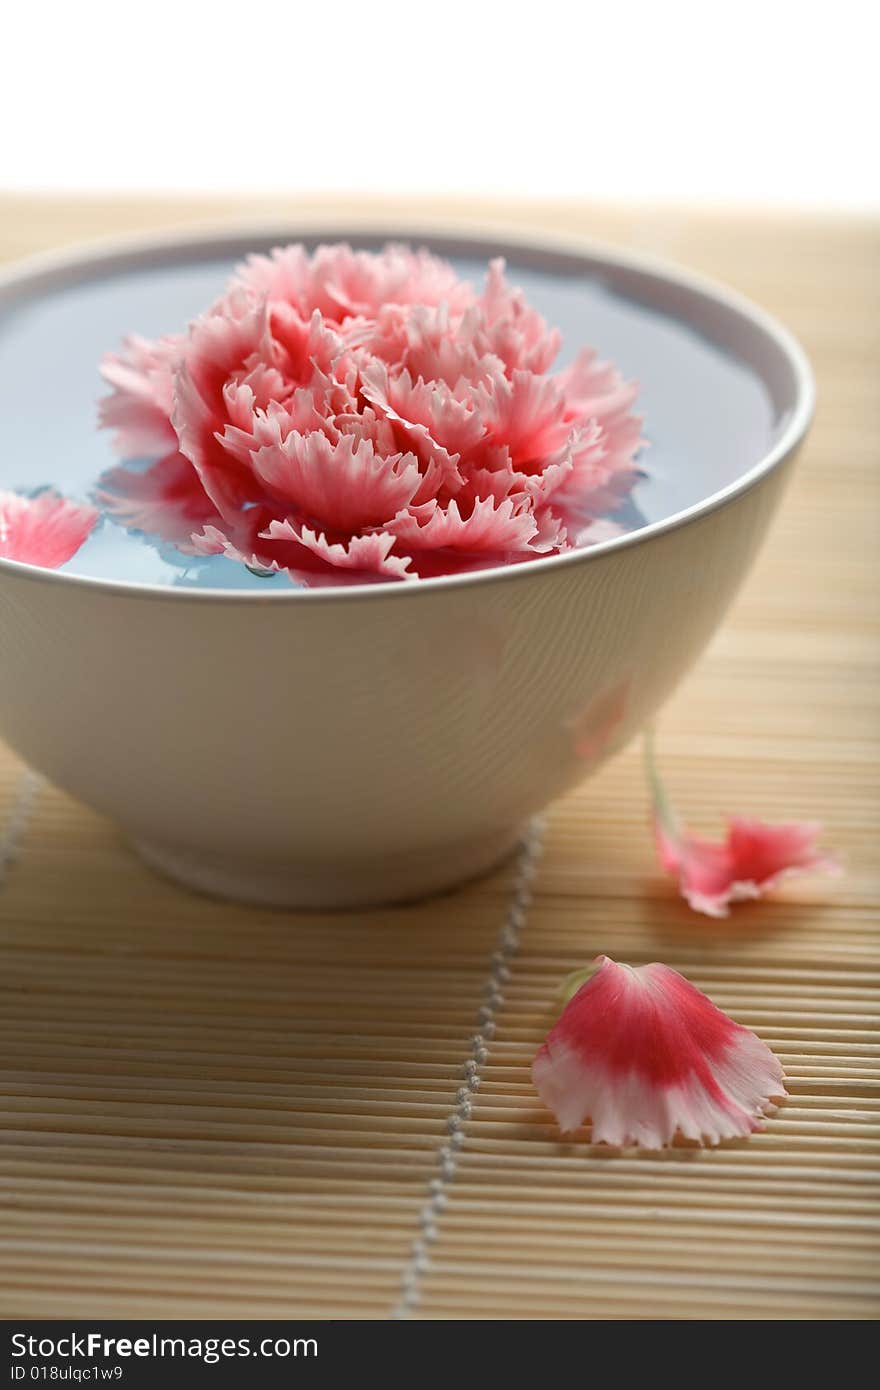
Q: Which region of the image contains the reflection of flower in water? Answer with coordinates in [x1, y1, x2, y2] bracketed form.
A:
[99, 244, 644, 587]
[0, 489, 97, 569]
[567, 680, 630, 762]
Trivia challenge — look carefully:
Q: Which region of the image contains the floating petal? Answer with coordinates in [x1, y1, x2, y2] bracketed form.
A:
[0, 490, 98, 569]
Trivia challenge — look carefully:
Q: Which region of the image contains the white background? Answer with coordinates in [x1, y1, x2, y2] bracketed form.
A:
[3, 0, 877, 208]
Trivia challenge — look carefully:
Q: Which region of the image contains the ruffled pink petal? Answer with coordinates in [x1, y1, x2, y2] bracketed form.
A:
[556, 348, 641, 427]
[358, 361, 467, 503]
[194, 508, 413, 585]
[190, 521, 264, 570]
[480, 258, 561, 374]
[216, 389, 328, 469]
[266, 304, 346, 387]
[647, 733, 840, 917]
[395, 303, 504, 391]
[234, 243, 475, 323]
[250, 431, 423, 534]
[230, 243, 312, 314]
[548, 349, 645, 521]
[476, 368, 570, 468]
[532, 955, 787, 1148]
[261, 517, 412, 583]
[311, 243, 475, 321]
[99, 333, 183, 458]
[97, 453, 220, 552]
[172, 303, 269, 516]
[549, 417, 644, 526]
[387, 495, 538, 554]
[361, 361, 485, 461]
[0, 489, 98, 568]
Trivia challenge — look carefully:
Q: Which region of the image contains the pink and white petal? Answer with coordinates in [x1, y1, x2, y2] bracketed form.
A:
[532, 956, 786, 1148]
[190, 523, 259, 568]
[171, 303, 272, 515]
[98, 387, 178, 461]
[268, 304, 346, 385]
[180, 300, 269, 406]
[0, 489, 98, 569]
[261, 517, 412, 583]
[311, 243, 476, 322]
[231, 244, 312, 313]
[665, 820, 841, 919]
[359, 361, 465, 498]
[387, 495, 538, 554]
[529, 507, 568, 553]
[647, 733, 840, 917]
[99, 333, 184, 458]
[456, 437, 570, 546]
[550, 417, 643, 524]
[216, 385, 331, 469]
[173, 365, 252, 517]
[456, 463, 531, 508]
[250, 431, 423, 533]
[556, 348, 641, 426]
[477, 369, 570, 467]
[397, 305, 504, 391]
[362, 364, 486, 458]
[479, 259, 562, 374]
[724, 817, 841, 891]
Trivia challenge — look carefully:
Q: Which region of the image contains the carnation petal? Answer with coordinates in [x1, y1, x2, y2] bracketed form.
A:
[172, 304, 269, 516]
[99, 333, 183, 458]
[387, 495, 538, 554]
[480, 259, 562, 374]
[231, 244, 312, 314]
[532, 955, 787, 1147]
[250, 431, 422, 533]
[0, 489, 98, 569]
[647, 733, 840, 917]
[359, 361, 466, 498]
[261, 517, 412, 583]
[477, 368, 569, 467]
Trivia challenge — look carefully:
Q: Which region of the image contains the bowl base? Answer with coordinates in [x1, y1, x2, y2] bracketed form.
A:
[131, 826, 525, 910]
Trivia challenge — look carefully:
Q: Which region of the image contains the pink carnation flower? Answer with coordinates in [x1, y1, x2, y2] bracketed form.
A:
[646, 733, 839, 917]
[99, 244, 643, 585]
[0, 489, 98, 569]
[532, 955, 786, 1148]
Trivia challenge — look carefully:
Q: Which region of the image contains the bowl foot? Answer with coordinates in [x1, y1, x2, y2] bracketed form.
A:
[131, 826, 525, 910]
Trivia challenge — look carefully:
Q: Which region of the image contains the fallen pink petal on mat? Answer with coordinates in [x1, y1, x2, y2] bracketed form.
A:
[0, 489, 98, 569]
[532, 955, 786, 1148]
[646, 732, 839, 917]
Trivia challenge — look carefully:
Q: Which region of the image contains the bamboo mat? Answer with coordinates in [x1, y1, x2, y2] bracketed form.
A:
[0, 197, 878, 1320]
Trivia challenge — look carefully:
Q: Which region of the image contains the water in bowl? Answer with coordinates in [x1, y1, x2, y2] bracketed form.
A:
[0, 244, 778, 590]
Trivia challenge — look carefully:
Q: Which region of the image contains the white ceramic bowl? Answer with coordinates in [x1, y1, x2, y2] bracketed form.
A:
[0, 226, 813, 907]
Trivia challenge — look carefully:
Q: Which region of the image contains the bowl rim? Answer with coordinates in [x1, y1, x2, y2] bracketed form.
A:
[0, 218, 815, 605]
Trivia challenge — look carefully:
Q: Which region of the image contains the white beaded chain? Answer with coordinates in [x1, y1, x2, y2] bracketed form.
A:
[392, 818, 544, 1319]
[0, 769, 42, 887]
